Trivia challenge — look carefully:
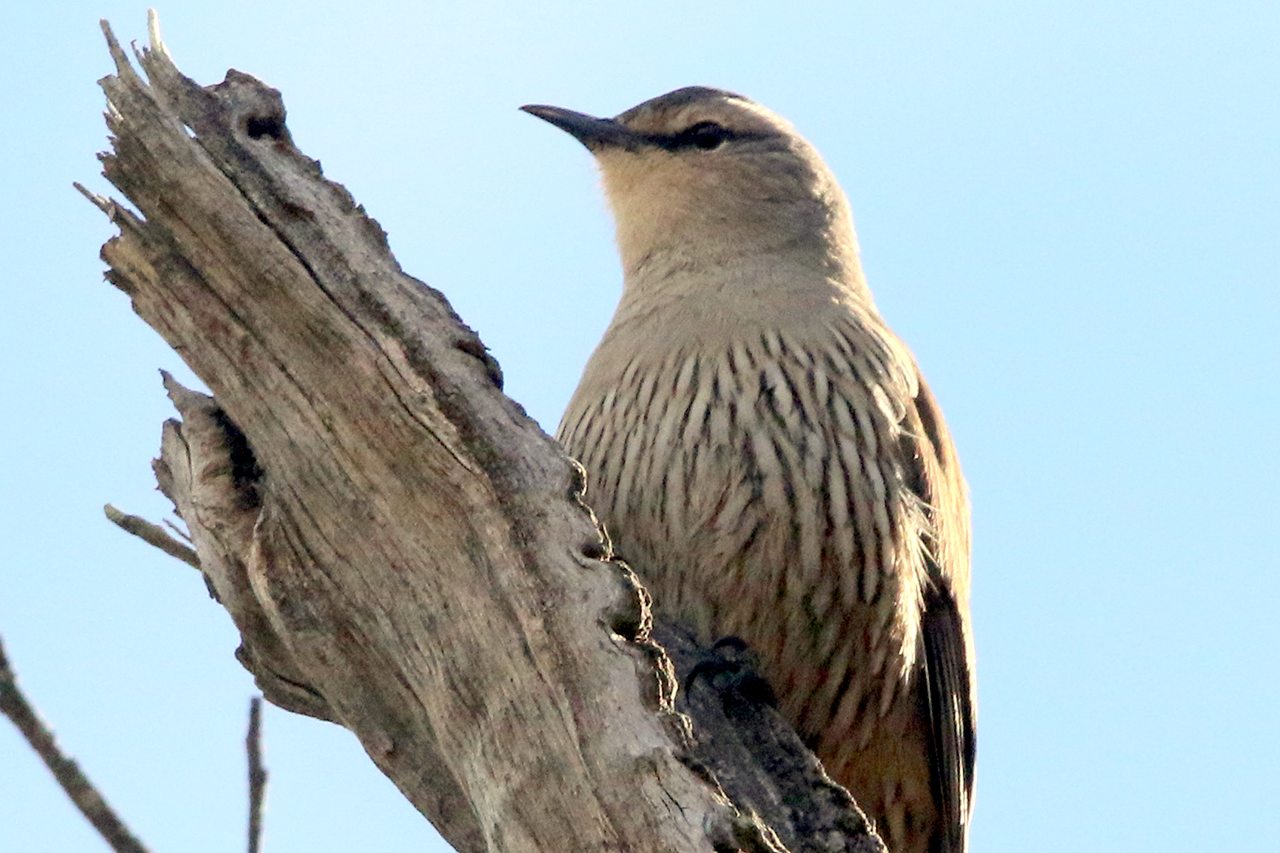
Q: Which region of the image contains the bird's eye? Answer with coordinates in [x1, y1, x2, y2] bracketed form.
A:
[683, 121, 730, 150]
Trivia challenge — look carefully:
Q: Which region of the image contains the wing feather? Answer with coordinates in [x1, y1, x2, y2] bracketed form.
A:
[905, 378, 975, 853]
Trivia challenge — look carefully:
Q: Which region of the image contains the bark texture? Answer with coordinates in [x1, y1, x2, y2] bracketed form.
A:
[87, 16, 886, 853]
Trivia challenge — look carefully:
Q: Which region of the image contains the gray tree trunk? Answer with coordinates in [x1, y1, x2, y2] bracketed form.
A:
[84, 17, 885, 853]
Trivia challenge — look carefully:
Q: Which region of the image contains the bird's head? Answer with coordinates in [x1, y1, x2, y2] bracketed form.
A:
[522, 87, 860, 286]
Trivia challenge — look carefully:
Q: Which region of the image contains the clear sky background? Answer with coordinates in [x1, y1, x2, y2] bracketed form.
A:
[2, 2, 1277, 851]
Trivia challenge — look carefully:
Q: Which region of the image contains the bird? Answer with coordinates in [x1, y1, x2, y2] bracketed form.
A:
[522, 87, 974, 853]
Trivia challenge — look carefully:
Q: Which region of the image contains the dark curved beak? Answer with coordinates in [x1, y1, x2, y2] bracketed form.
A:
[520, 104, 636, 152]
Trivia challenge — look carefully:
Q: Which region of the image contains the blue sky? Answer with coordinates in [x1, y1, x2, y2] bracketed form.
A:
[2, 2, 1277, 851]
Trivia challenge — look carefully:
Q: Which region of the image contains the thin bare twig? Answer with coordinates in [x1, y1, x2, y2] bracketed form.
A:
[0, 633, 153, 853]
[246, 697, 267, 853]
[104, 504, 201, 569]
[162, 519, 193, 544]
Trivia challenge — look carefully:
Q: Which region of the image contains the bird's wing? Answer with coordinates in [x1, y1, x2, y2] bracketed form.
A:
[922, 579, 975, 853]
[905, 377, 976, 853]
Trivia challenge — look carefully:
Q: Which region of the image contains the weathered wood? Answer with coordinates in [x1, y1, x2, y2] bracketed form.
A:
[658, 625, 888, 853]
[87, 14, 888, 853]
[89, 17, 730, 853]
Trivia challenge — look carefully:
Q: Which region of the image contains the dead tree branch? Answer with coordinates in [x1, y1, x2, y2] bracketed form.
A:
[79, 12, 886, 853]
[246, 697, 266, 853]
[87, 15, 730, 853]
[0, 634, 152, 853]
[104, 503, 200, 569]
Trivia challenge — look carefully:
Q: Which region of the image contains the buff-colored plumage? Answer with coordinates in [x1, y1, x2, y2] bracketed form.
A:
[524, 87, 975, 853]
